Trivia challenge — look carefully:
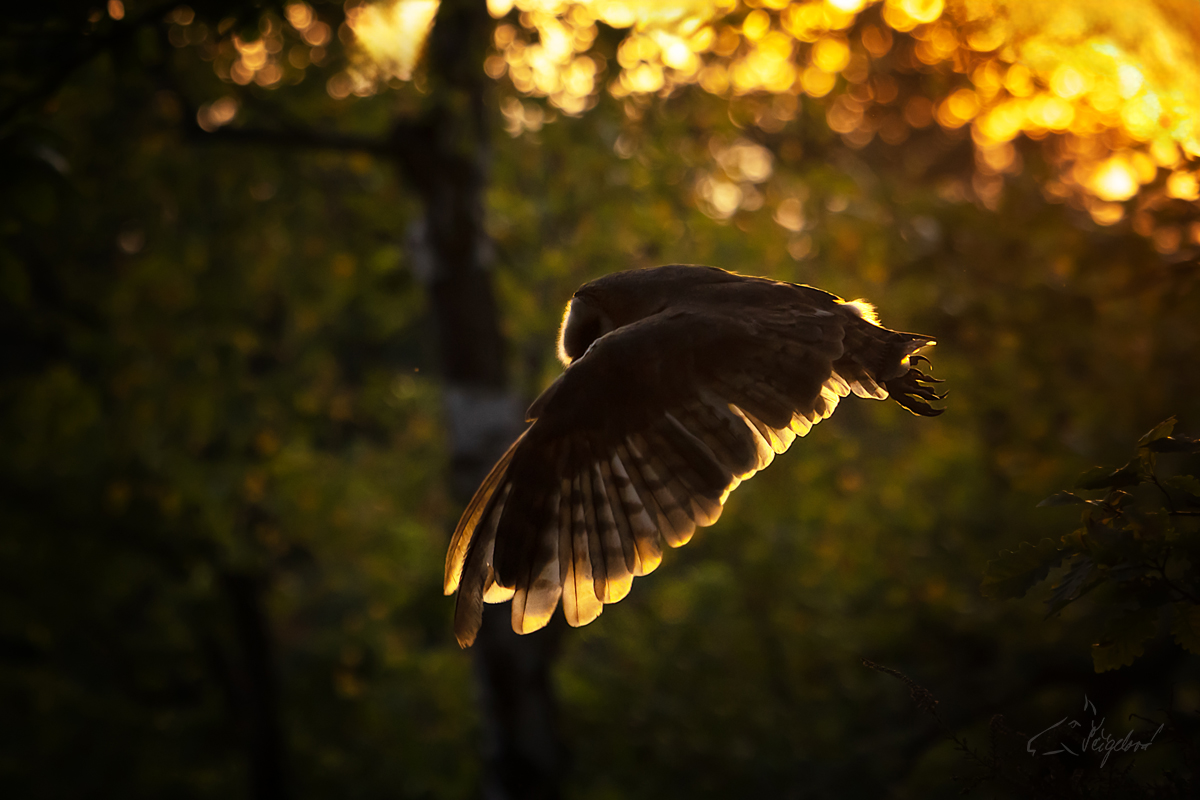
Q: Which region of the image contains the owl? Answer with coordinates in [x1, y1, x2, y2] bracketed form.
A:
[444, 265, 943, 647]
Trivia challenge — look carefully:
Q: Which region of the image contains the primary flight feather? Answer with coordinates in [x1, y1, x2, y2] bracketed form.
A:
[444, 265, 943, 647]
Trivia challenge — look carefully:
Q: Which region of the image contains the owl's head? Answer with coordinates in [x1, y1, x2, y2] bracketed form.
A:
[557, 266, 744, 365]
[557, 294, 614, 365]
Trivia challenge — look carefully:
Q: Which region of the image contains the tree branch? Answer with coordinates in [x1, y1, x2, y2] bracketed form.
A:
[190, 123, 392, 155]
[0, 2, 180, 129]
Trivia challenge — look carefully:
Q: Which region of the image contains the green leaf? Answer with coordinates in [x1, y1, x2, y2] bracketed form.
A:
[1075, 466, 1114, 489]
[1061, 527, 1087, 550]
[1082, 517, 1123, 560]
[1038, 490, 1087, 508]
[1165, 475, 1200, 498]
[1148, 436, 1200, 454]
[1045, 556, 1097, 616]
[1092, 606, 1159, 672]
[981, 538, 1063, 599]
[1106, 562, 1149, 584]
[1171, 604, 1200, 654]
[1137, 417, 1177, 448]
[1104, 489, 1134, 510]
[1075, 462, 1142, 491]
[1121, 507, 1170, 543]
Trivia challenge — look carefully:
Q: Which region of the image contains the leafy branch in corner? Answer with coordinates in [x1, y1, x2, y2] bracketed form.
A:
[981, 417, 1200, 671]
[863, 660, 1195, 798]
[861, 658, 1068, 797]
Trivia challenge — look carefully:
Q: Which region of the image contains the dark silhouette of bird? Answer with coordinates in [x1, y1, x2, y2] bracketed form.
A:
[445, 265, 943, 647]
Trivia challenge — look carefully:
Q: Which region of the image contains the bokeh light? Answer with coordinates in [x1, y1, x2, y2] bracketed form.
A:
[452, 0, 1200, 240]
[184, 0, 1200, 245]
[347, 0, 440, 81]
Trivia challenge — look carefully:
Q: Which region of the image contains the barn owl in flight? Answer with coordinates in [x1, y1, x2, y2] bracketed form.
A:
[445, 265, 943, 647]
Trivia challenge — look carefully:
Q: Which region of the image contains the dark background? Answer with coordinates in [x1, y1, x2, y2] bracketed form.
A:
[2, 1, 1197, 797]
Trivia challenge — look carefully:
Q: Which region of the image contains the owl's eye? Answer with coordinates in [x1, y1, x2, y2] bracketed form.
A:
[557, 296, 611, 365]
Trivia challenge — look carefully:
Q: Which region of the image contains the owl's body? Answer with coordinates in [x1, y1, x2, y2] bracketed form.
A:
[445, 265, 942, 647]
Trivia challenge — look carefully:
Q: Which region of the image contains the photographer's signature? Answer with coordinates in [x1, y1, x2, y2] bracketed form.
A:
[1026, 695, 1163, 767]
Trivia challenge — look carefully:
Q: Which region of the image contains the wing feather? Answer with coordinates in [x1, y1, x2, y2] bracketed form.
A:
[611, 446, 664, 575]
[564, 470, 603, 628]
[588, 454, 633, 603]
[596, 452, 638, 574]
[555, 472, 575, 623]
[510, 483, 562, 635]
[627, 433, 697, 547]
[445, 435, 522, 594]
[688, 393, 761, 475]
[452, 482, 512, 646]
[620, 436, 688, 548]
[650, 417, 729, 525]
[578, 450, 609, 607]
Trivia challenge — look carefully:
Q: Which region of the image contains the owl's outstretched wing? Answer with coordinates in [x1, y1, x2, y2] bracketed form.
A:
[444, 304, 940, 647]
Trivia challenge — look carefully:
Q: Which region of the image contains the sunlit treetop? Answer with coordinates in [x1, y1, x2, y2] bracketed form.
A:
[347, 0, 440, 82]
[343, 0, 1200, 246]
[171, 0, 1200, 253]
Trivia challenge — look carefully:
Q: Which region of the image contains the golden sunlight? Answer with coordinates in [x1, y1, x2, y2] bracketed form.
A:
[342, 0, 1200, 243]
[348, 0, 441, 82]
[475, 1, 1200, 169]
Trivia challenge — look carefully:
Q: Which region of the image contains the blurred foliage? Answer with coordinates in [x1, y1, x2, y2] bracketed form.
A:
[1, 1, 1199, 799]
[984, 417, 1200, 673]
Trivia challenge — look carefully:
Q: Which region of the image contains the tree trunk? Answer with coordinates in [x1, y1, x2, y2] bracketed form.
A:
[224, 572, 290, 800]
[396, 2, 564, 797]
